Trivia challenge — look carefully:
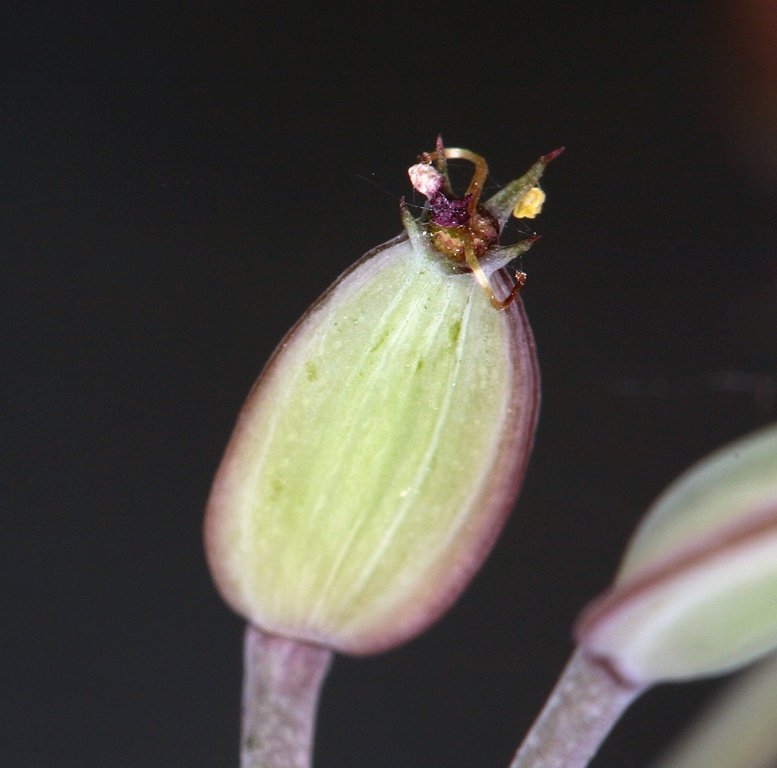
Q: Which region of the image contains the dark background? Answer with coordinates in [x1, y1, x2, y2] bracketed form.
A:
[5, 2, 777, 766]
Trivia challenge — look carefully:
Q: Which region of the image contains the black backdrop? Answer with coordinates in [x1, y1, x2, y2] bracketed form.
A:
[5, 2, 777, 766]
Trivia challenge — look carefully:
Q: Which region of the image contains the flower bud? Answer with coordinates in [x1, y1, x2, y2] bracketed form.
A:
[577, 423, 777, 684]
[652, 651, 777, 768]
[204, 143, 555, 654]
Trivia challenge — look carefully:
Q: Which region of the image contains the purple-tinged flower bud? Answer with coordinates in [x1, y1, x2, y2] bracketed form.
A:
[205, 142, 557, 654]
[577, 424, 777, 685]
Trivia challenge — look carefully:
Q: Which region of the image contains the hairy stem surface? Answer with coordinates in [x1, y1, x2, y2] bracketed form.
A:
[241, 624, 333, 768]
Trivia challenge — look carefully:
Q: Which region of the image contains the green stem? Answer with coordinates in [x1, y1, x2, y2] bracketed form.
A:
[508, 647, 645, 768]
[241, 624, 333, 768]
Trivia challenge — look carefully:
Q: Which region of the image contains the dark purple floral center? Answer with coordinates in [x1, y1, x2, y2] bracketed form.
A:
[429, 193, 472, 228]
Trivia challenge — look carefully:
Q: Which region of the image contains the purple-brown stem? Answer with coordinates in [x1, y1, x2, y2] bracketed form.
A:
[508, 647, 645, 768]
[241, 625, 333, 768]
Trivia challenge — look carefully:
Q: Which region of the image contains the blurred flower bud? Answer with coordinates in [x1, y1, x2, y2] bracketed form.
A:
[204, 144, 556, 654]
[652, 651, 777, 768]
[577, 424, 777, 684]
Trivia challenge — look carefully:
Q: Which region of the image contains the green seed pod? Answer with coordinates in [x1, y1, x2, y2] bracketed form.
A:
[204, 142, 556, 654]
[577, 423, 777, 684]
